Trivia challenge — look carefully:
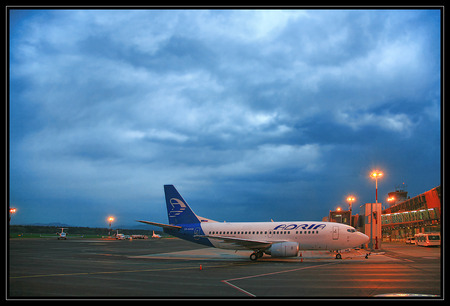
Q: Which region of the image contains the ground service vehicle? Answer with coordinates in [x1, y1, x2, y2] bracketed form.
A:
[414, 233, 440, 247]
[405, 237, 415, 244]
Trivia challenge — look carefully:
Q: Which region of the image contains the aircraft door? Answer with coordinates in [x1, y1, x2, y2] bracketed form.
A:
[332, 226, 339, 240]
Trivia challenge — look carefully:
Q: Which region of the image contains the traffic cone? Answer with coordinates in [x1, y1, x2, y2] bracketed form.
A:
[199, 264, 202, 271]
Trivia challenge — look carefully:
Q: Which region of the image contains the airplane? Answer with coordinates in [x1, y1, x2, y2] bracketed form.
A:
[152, 231, 161, 238]
[115, 230, 132, 240]
[138, 185, 369, 261]
[57, 228, 68, 240]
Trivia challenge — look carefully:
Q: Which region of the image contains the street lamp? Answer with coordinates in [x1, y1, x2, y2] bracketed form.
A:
[9, 207, 17, 222]
[108, 216, 115, 237]
[369, 170, 383, 250]
[346, 196, 355, 211]
[347, 196, 355, 226]
[370, 170, 383, 203]
[387, 196, 396, 205]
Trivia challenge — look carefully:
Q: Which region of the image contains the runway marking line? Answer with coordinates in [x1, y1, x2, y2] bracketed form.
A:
[9, 262, 245, 280]
[221, 261, 339, 297]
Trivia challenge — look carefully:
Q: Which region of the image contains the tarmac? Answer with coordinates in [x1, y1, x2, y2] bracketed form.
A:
[8, 237, 442, 299]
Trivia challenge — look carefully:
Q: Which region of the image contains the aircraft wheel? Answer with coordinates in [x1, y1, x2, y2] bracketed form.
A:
[335, 253, 342, 259]
[250, 253, 258, 261]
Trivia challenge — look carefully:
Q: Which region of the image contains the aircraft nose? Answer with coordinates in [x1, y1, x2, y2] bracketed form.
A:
[358, 232, 369, 244]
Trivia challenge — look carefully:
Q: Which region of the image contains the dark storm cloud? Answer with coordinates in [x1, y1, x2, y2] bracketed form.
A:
[9, 9, 440, 226]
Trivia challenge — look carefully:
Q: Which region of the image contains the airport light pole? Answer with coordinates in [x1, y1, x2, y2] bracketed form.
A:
[387, 196, 395, 205]
[347, 196, 355, 226]
[369, 170, 383, 250]
[9, 207, 17, 223]
[108, 216, 115, 237]
[370, 170, 383, 203]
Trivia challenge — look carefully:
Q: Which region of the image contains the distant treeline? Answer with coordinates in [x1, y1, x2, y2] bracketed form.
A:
[9, 225, 160, 236]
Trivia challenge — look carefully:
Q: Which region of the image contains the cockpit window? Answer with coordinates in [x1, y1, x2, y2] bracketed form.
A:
[347, 229, 356, 233]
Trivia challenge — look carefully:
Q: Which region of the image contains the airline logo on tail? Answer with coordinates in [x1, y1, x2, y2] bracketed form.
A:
[169, 198, 186, 216]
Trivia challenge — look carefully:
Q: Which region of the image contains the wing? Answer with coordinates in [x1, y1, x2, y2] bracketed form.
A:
[196, 234, 274, 250]
[136, 220, 182, 230]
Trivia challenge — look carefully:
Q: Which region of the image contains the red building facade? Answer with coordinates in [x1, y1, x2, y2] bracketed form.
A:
[381, 186, 441, 241]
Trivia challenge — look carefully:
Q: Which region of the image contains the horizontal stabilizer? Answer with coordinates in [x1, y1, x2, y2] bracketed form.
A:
[136, 220, 182, 230]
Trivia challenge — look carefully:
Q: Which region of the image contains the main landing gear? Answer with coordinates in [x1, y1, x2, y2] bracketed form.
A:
[330, 250, 342, 259]
[250, 251, 264, 261]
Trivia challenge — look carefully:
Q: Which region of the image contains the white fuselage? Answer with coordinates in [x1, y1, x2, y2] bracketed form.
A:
[200, 221, 367, 251]
[139, 185, 371, 260]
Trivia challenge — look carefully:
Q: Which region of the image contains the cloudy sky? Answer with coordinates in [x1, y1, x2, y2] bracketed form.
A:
[9, 9, 441, 228]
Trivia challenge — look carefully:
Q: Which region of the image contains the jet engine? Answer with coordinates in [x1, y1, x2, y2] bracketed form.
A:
[264, 242, 299, 257]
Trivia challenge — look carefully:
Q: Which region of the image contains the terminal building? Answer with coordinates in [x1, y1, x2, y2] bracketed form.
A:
[325, 185, 441, 247]
[381, 185, 441, 242]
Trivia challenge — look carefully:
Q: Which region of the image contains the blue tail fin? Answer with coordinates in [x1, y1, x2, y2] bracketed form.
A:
[164, 185, 200, 225]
